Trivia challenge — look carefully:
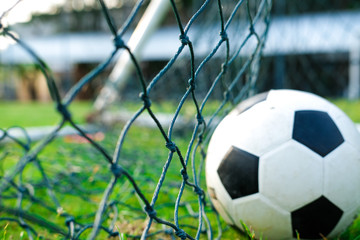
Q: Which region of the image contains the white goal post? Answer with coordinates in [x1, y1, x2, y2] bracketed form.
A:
[94, 0, 171, 111]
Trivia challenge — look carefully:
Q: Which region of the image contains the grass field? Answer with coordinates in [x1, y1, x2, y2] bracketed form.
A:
[1, 99, 360, 128]
[0, 101, 93, 128]
[1, 99, 360, 239]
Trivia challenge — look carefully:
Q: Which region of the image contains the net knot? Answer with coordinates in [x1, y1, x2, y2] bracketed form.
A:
[166, 141, 177, 152]
[188, 79, 195, 90]
[111, 164, 123, 178]
[221, 63, 228, 73]
[175, 228, 187, 239]
[139, 92, 152, 108]
[24, 145, 30, 151]
[108, 200, 116, 207]
[265, 16, 270, 25]
[220, 31, 228, 41]
[27, 155, 36, 163]
[113, 35, 125, 49]
[144, 205, 157, 218]
[249, 25, 255, 34]
[109, 231, 119, 237]
[65, 216, 75, 226]
[223, 91, 230, 101]
[193, 185, 204, 196]
[180, 169, 189, 181]
[19, 222, 29, 229]
[193, 186, 206, 206]
[179, 34, 190, 45]
[196, 113, 204, 125]
[56, 103, 71, 120]
[197, 135, 203, 144]
[18, 186, 27, 194]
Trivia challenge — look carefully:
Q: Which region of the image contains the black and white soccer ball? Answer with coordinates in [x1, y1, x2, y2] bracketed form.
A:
[206, 89, 360, 239]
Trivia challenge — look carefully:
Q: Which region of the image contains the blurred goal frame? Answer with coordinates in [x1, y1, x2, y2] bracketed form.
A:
[94, 0, 171, 111]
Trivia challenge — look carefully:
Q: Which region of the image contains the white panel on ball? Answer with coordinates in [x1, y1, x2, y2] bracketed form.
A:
[330, 113, 360, 150]
[323, 142, 360, 211]
[260, 140, 323, 212]
[209, 194, 236, 226]
[229, 102, 293, 157]
[206, 116, 235, 173]
[232, 194, 292, 239]
[266, 89, 330, 111]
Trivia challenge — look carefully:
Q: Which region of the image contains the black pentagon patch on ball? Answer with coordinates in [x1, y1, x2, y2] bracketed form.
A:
[233, 91, 269, 115]
[217, 146, 259, 199]
[292, 110, 344, 157]
[291, 196, 343, 239]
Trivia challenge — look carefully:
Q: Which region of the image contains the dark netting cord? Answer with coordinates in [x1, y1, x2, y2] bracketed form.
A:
[0, 0, 272, 239]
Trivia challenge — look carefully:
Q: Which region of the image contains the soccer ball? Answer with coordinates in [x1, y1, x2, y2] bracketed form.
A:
[205, 89, 360, 239]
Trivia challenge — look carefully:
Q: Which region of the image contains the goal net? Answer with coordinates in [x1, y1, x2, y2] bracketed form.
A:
[0, 0, 271, 239]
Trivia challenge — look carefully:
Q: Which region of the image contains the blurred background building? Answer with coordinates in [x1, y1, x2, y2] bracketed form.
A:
[1, 0, 360, 102]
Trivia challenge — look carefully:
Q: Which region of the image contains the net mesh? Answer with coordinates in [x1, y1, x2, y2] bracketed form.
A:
[0, 0, 271, 239]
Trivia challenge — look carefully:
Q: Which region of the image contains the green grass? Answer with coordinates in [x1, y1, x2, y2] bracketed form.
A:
[0, 101, 93, 128]
[1, 99, 360, 239]
[1, 124, 216, 239]
[0, 99, 238, 239]
[1, 98, 359, 129]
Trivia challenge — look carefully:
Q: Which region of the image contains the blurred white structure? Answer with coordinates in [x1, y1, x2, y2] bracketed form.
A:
[1, 10, 360, 99]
